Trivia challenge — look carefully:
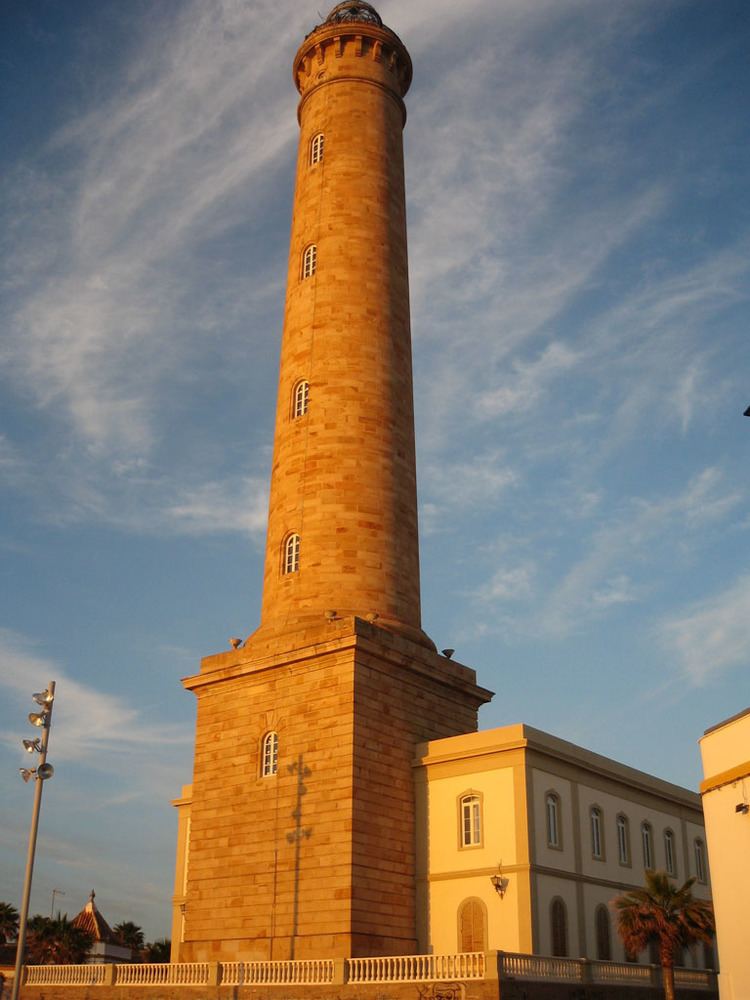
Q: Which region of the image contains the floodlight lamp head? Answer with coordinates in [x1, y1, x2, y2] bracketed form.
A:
[37, 762, 55, 780]
[23, 738, 42, 754]
[441, 648, 455, 659]
[28, 711, 49, 728]
[32, 689, 54, 706]
[19, 768, 36, 783]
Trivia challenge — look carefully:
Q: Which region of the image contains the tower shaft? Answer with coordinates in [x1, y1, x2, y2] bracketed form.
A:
[259, 16, 426, 647]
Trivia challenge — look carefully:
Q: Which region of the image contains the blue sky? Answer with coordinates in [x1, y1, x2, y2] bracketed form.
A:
[1, 0, 749, 941]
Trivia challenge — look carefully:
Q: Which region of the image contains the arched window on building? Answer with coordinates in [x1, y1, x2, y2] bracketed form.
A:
[590, 806, 604, 859]
[545, 792, 561, 848]
[261, 731, 279, 777]
[293, 379, 309, 418]
[664, 828, 677, 876]
[550, 898, 568, 957]
[694, 838, 707, 883]
[458, 898, 486, 953]
[283, 533, 300, 574]
[310, 132, 324, 165]
[617, 813, 630, 865]
[595, 904, 612, 960]
[641, 821, 654, 870]
[459, 793, 482, 847]
[302, 243, 317, 279]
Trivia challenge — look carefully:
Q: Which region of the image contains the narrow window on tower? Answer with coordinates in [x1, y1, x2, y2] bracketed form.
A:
[292, 380, 309, 418]
[261, 731, 279, 777]
[302, 243, 317, 279]
[310, 132, 324, 165]
[459, 793, 482, 848]
[283, 533, 300, 574]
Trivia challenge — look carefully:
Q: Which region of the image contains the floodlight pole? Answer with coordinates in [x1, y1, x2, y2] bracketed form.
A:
[11, 680, 56, 1000]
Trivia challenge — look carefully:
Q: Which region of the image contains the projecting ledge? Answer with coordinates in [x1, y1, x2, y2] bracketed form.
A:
[182, 616, 493, 707]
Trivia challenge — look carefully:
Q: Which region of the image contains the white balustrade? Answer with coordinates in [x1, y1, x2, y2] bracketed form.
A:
[500, 953, 583, 982]
[18, 953, 717, 989]
[674, 968, 714, 988]
[348, 953, 484, 983]
[24, 965, 106, 986]
[590, 960, 651, 983]
[115, 962, 209, 986]
[224, 959, 334, 985]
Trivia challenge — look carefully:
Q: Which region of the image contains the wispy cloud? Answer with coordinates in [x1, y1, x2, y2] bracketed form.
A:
[468, 466, 742, 639]
[658, 575, 750, 685]
[0, 629, 190, 767]
[540, 467, 741, 636]
[164, 475, 268, 537]
[2, 0, 297, 467]
[475, 342, 578, 419]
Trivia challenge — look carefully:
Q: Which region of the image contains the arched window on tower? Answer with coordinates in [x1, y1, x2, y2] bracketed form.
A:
[550, 898, 568, 957]
[302, 243, 317, 279]
[458, 898, 486, 953]
[595, 904, 612, 960]
[310, 132, 324, 165]
[293, 380, 309, 418]
[283, 533, 300, 574]
[261, 731, 279, 777]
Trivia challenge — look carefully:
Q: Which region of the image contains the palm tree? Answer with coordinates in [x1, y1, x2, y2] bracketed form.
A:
[25, 915, 93, 965]
[113, 921, 144, 960]
[613, 870, 714, 1000]
[0, 902, 19, 945]
[143, 937, 171, 963]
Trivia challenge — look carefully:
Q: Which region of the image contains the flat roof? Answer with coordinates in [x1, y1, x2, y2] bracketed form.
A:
[703, 706, 750, 736]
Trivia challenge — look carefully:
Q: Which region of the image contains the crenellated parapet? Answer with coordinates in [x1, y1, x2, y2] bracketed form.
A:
[294, 4, 412, 118]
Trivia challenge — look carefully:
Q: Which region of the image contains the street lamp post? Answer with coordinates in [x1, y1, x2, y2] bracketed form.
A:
[11, 681, 56, 1000]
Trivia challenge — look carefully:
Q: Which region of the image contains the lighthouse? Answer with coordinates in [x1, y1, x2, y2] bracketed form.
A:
[174, 2, 492, 963]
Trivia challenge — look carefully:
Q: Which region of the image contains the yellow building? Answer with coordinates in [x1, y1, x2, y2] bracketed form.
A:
[416, 725, 713, 968]
[700, 708, 750, 999]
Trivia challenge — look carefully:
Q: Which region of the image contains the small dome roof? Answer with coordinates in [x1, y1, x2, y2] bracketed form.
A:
[325, 2, 383, 28]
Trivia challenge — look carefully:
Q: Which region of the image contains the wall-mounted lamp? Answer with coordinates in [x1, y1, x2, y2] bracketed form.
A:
[736, 803, 749, 815]
[490, 864, 509, 899]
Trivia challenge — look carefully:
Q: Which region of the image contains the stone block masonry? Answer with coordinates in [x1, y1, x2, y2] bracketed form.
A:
[179, 618, 492, 961]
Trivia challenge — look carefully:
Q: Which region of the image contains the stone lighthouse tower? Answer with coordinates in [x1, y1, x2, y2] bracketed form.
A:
[173, 2, 492, 963]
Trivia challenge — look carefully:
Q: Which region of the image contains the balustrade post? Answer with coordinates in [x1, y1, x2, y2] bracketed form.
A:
[102, 965, 116, 986]
[483, 951, 501, 981]
[207, 963, 220, 987]
[579, 959, 592, 984]
[331, 958, 347, 985]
